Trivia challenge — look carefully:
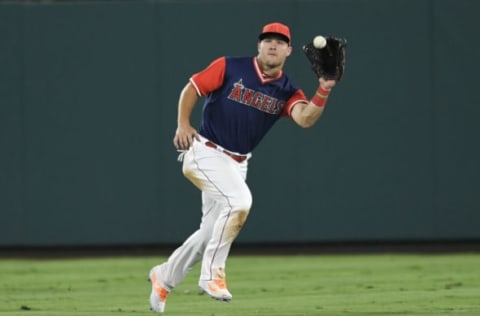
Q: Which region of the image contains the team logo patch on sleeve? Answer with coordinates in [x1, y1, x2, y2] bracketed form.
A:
[227, 79, 285, 115]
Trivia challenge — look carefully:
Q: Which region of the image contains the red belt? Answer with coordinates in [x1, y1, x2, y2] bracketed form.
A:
[204, 141, 248, 163]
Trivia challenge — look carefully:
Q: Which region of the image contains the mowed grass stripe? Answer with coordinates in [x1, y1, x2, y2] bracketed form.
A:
[0, 254, 479, 315]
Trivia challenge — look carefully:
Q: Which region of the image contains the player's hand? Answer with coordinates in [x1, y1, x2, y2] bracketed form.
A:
[173, 124, 200, 150]
[319, 77, 336, 91]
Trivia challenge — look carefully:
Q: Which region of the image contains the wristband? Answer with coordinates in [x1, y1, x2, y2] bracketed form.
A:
[311, 86, 330, 107]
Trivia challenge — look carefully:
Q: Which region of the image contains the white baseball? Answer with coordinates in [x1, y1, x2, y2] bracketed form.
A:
[313, 35, 326, 49]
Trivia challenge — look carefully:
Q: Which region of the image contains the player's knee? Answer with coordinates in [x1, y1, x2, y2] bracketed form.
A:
[232, 190, 252, 214]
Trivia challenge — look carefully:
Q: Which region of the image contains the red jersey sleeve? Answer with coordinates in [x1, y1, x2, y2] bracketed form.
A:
[283, 89, 308, 117]
[190, 57, 226, 96]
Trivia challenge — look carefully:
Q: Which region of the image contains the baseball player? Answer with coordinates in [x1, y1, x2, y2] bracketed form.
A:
[148, 22, 344, 313]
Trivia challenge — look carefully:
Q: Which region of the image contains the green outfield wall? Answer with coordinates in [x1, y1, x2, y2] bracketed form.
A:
[1, 0, 479, 246]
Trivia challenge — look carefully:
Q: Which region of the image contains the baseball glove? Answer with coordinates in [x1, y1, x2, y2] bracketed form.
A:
[302, 37, 347, 82]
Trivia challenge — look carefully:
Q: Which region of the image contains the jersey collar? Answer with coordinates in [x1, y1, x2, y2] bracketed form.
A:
[253, 57, 283, 84]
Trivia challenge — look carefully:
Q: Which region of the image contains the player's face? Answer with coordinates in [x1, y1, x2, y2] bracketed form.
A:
[257, 37, 292, 69]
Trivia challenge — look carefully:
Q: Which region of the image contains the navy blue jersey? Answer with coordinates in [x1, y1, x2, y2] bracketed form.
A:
[191, 56, 307, 154]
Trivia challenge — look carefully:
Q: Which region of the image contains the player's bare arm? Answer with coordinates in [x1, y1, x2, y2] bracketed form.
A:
[291, 77, 336, 128]
[173, 82, 201, 150]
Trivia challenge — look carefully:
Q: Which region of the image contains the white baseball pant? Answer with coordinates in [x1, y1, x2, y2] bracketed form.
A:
[155, 136, 252, 290]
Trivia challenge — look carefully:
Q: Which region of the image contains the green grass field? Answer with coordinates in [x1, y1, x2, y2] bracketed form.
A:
[1, 253, 479, 315]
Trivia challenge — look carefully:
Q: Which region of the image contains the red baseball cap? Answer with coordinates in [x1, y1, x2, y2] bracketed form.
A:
[258, 22, 291, 43]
